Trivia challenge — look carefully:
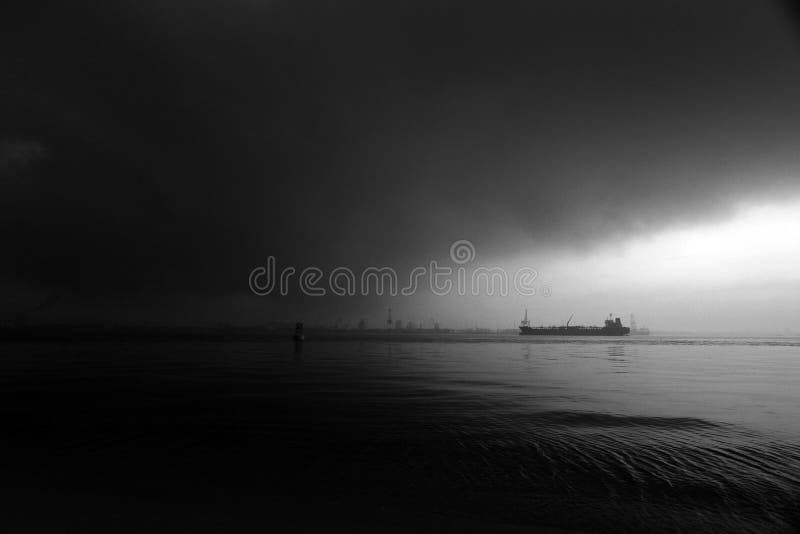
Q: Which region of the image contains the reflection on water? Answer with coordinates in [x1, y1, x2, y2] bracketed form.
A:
[1, 336, 799, 533]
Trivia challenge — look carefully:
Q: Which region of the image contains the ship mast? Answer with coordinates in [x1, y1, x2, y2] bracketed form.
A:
[520, 308, 530, 327]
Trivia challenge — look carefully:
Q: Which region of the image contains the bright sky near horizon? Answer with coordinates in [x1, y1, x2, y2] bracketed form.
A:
[490, 198, 800, 333]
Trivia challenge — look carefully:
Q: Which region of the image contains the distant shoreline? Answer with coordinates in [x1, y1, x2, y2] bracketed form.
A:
[1, 325, 797, 343]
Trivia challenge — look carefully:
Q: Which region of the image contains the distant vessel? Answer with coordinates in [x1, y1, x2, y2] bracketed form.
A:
[519, 310, 630, 336]
[293, 322, 305, 341]
[630, 314, 651, 336]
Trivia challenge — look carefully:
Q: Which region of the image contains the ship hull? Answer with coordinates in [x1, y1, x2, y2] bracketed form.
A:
[520, 326, 630, 336]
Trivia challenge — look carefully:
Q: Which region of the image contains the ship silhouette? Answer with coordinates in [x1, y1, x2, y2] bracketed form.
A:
[519, 310, 630, 336]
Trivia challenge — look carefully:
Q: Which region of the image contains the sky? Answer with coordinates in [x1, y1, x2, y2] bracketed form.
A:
[1, 0, 800, 331]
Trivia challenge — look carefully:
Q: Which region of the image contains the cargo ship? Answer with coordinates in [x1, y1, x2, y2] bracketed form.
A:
[519, 310, 630, 336]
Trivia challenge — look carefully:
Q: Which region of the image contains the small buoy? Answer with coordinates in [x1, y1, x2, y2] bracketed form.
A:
[293, 322, 304, 342]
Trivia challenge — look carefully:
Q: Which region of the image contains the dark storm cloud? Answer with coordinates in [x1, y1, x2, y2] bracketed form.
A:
[2, 0, 800, 298]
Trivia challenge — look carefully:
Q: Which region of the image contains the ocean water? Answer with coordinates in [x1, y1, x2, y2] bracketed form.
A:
[1, 335, 799, 532]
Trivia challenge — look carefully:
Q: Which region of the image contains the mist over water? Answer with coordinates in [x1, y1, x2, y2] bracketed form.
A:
[2, 335, 799, 533]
